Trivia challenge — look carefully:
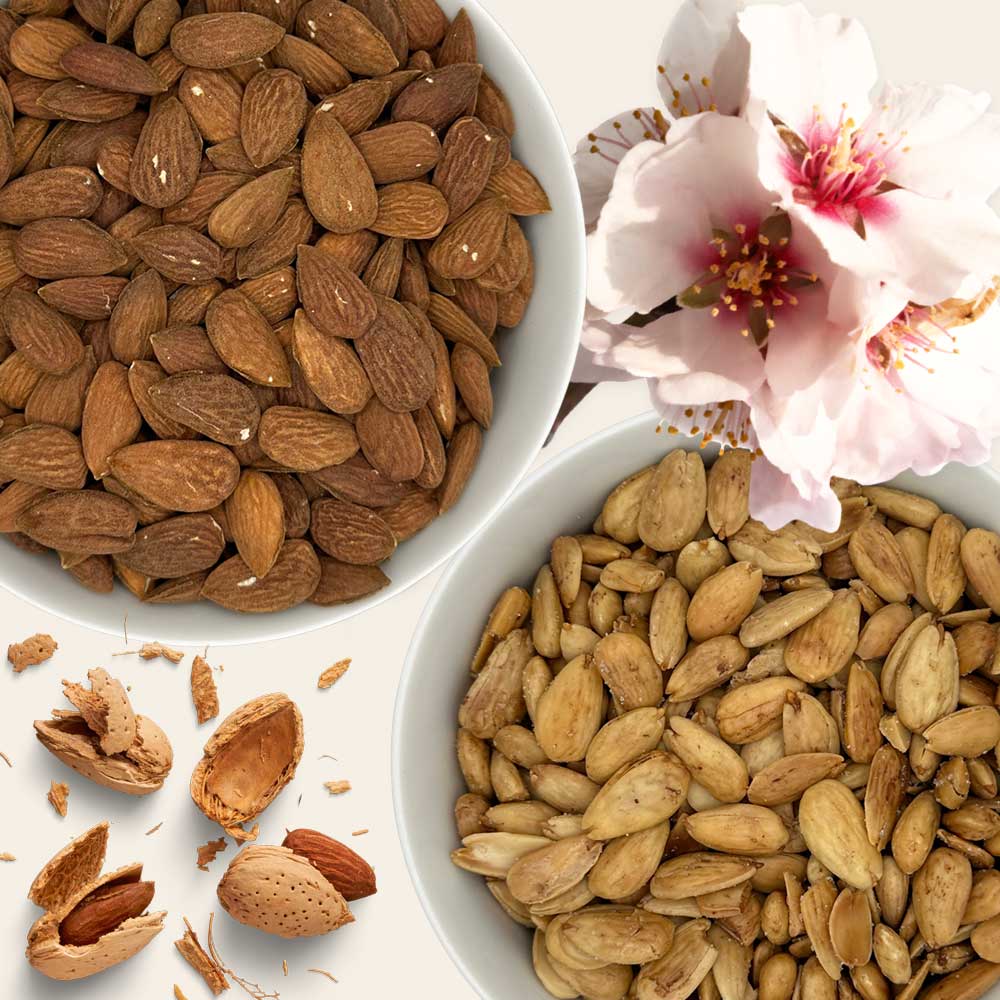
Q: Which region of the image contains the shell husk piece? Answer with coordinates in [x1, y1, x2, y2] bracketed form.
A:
[34, 715, 173, 795]
[190, 693, 303, 841]
[217, 844, 353, 938]
[62, 668, 136, 755]
[26, 826, 164, 980]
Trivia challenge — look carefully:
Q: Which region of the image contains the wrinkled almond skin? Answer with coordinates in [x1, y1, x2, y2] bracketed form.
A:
[282, 828, 377, 901]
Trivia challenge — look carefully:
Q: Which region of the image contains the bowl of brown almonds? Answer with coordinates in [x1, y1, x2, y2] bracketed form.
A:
[394, 409, 1000, 1000]
[0, 0, 584, 643]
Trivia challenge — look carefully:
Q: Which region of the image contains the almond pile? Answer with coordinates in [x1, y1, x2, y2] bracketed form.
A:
[0, 0, 548, 612]
[451, 449, 1000, 1000]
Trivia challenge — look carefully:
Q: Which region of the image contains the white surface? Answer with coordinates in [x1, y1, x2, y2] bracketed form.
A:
[0, 0, 585, 646]
[3, 1, 1000, 999]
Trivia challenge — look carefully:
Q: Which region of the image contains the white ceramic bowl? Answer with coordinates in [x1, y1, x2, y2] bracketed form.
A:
[0, 0, 585, 646]
[392, 409, 1000, 999]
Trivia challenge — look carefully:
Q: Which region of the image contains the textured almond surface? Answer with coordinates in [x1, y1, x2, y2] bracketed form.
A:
[449, 447, 1000, 1000]
[0, 0, 545, 612]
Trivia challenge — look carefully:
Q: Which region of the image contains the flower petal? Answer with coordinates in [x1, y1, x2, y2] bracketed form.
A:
[748, 453, 842, 531]
[739, 2, 877, 133]
[574, 108, 669, 230]
[656, 0, 749, 118]
[587, 114, 778, 315]
[863, 189, 1000, 302]
[612, 308, 765, 402]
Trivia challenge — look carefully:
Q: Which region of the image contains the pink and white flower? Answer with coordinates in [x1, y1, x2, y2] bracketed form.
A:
[740, 2, 1000, 302]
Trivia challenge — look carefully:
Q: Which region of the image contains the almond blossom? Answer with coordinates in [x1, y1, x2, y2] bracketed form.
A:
[740, 2, 1000, 302]
[573, 0, 1000, 530]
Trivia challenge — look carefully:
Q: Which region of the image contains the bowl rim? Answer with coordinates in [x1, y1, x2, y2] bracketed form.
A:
[391, 411, 657, 998]
[390, 408, 1000, 997]
[0, 0, 587, 647]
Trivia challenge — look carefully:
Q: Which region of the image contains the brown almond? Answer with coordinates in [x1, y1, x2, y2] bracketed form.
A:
[427, 196, 507, 279]
[236, 198, 315, 279]
[148, 372, 260, 445]
[310, 555, 390, 605]
[129, 97, 202, 209]
[432, 116, 495, 220]
[60, 42, 166, 95]
[301, 104, 377, 233]
[310, 496, 396, 565]
[226, 469, 286, 578]
[109, 439, 239, 512]
[16, 218, 128, 279]
[132, 225, 222, 285]
[296, 0, 397, 76]
[81, 360, 141, 478]
[202, 537, 321, 611]
[438, 419, 481, 514]
[257, 405, 359, 471]
[0, 165, 103, 225]
[117, 512, 225, 577]
[270, 35, 352, 99]
[292, 309, 372, 414]
[372, 180, 448, 239]
[16, 489, 137, 553]
[205, 288, 291, 387]
[163, 171, 252, 229]
[392, 62, 481, 132]
[9, 17, 90, 80]
[208, 167, 295, 249]
[1, 285, 84, 374]
[108, 268, 167, 364]
[170, 13, 285, 69]
[0, 423, 87, 489]
[485, 158, 552, 215]
[240, 68, 308, 168]
[295, 243, 376, 339]
[178, 68, 243, 144]
[37, 276, 127, 321]
[354, 293, 434, 412]
[355, 395, 424, 481]
[354, 121, 441, 185]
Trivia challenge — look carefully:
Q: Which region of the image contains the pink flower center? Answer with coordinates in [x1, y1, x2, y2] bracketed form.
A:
[680, 213, 819, 345]
[783, 106, 907, 229]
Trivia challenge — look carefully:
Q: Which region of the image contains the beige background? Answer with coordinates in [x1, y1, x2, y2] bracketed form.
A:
[3, 1, 1000, 997]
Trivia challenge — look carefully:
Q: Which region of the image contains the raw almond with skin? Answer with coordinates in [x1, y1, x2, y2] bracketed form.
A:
[132, 226, 223, 285]
[38, 276, 128, 321]
[281, 828, 376, 901]
[373, 180, 448, 239]
[240, 68, 308, 168]
[117, 512, 225, 577]
[208, 167, 295, 249]
[435, 420, 479, 508]
[0, 166, 103, 226]
[257, 405, 358, 471]
[147, 373, 260, 445]
[426, 292, 500, 366]
[16, 490, 137, 553]
[291, 309, 372, 413]
[109, 440, 239, 512]
[295, 0, 398, 76]
[311, 497, 395, 565]
[268, 34, 352, 98]
[205, 289, 291, 387]
[392, 62, 481, 131]
[427, 196, 507, 279]
[108, 268, 167, 363]
[296, 244, 377, 339]
[16, 218, 128, 279]
[355, 294, 435, 411]
[477, 215, 530, 293]
[163, 171, 251, 230]
[170, 13, 285, 69]
[81, 361, 141, 478]
[354, 121, 442, 184]
[129, 97, 202, 209]
[9, 17, 91, 80]
[203, 538, 321, 611]
[355, 396, 424, 482]
[485, 158, 552, 215]
[301, 105, 377, 233]
[433, 115, 495, 219]
[60, 42, 167, 95]
[0, 424, 87, 489]
[2, 286, 84, 374]
[309, 77, 392, 136]
[226, 470, 285, 578]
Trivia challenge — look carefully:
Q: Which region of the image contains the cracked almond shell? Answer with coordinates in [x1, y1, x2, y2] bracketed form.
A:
[217, 844, 353, 938]
[33, 669, 173, 795]
[26, 823, 165, 980]
[190, 693, 303, 841]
